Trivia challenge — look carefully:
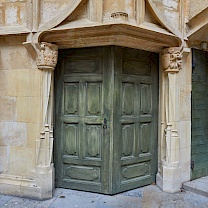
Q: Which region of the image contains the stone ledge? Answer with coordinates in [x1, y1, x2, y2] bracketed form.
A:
[183, 176, 208, 198]
[0, 172, 54, 200]
[0, 174, 41, 199]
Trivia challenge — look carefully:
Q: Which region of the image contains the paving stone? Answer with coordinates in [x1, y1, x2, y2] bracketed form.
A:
[0, 195, 13, 207]
[160, 200, 195, 208]
[0, 196, 55, 208]
[182, 191, 208, 207]
[49, 194, 98, 208]
[120, 187, 143, 198]
[97, 195, 141, 208]
[0, 183, 208, 208]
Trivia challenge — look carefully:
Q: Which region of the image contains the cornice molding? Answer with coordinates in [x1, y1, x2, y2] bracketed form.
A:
[39, 24, 180, 52]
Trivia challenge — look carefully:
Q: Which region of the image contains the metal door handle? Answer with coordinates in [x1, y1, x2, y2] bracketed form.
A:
[103, 118, 107, 129]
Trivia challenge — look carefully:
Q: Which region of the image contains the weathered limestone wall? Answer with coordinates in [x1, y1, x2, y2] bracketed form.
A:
[150, 0, 180, 30]
[0, 0, 28, 27]
[0, 35, 42, 196]
[188, 0, 208, 20]
[40, 0, 69, 24]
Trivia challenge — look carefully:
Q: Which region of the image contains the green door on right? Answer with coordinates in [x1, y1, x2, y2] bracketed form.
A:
[55, 46, 158, 194]
[191, 49, 208, 179]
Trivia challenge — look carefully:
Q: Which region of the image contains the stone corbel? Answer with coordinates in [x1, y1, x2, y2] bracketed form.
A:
[157, 47, 182, 193]
[162, 47, 182, 73]
[36, 42, 58, 70]
[23, 41, 58, 69]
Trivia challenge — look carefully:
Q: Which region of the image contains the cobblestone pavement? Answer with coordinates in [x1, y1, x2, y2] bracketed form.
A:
[1, 185, 208, 208]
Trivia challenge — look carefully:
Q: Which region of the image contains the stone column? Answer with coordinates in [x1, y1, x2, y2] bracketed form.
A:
[35, 42, 58, 199]
[157, 47, 182, 193]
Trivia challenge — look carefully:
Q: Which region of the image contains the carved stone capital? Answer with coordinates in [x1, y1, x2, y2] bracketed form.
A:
[161, 47, 182, 73]
[36, 42, 58, 70]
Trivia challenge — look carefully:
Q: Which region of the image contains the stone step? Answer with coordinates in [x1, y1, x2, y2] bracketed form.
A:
[183, 176, 208, 198]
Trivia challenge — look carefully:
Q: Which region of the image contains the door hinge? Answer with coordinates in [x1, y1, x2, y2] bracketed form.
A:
[191, 161, 194, 170]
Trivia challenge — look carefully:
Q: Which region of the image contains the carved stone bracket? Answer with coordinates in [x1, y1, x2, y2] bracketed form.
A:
[162, 47, 182, 73]
[23, 41, 58, 70]
[36, 42, 58, 70]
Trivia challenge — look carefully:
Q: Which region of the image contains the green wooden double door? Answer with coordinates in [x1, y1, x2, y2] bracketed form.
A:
[55, 46, 158, 194]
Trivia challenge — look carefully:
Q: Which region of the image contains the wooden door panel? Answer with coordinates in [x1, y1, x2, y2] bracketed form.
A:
[122, 83, 135, 115]
[122, 123, 135, 157]
[121, 162, 149, 180]
[85, 124, 102, 159]
[112, 47, 158, 194]
[140, 123, 151, 153]
[64, 124, 79, 157]
[65, 165, 100, 182]
[140, 84, 152, 114]
[55, 47, 112, 193]
[86, 82, 102, 116]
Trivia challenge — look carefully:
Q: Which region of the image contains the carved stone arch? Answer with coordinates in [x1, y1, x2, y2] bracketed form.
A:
[38, 0, 83, 32]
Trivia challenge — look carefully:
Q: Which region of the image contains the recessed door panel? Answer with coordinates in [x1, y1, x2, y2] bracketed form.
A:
[85, 125, 102, 159]
[140, 123, 151, 154]
[141, 84, 152, 114]
[86, 82, 102, 116]
[122, 124, 135, 157]
[122, 83, 135, 115]
[64, 124, 79, 157]
[64, 83, 79, 115]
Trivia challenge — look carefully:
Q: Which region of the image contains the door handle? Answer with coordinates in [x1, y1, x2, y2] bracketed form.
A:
[103, 118, 107, 129]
